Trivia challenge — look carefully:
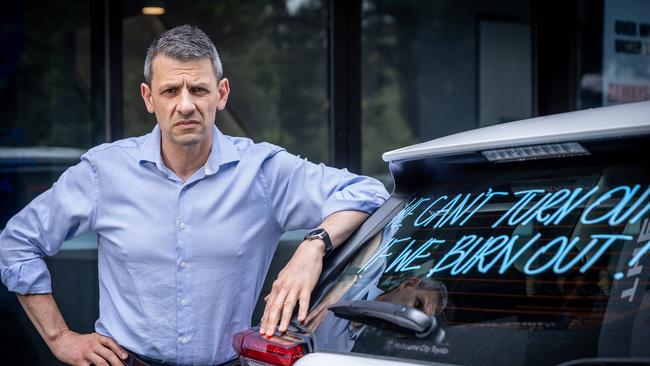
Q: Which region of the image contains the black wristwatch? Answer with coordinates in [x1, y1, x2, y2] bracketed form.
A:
[304, 228, 334, 257]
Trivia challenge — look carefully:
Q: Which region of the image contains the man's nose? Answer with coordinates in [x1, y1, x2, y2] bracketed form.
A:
[177, 88, 196, 115]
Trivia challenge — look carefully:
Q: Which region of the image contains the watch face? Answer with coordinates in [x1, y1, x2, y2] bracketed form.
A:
[305, 228, 333, 255]
[308, 228, 326, 237]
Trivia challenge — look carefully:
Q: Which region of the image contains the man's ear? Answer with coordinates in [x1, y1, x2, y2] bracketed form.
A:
[141, 82, 155, 113]
[216, 78, 230, 111]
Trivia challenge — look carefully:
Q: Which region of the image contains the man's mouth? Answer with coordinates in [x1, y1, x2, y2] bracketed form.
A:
[175, 120, 200, 126]
[174, 120, 200, 129]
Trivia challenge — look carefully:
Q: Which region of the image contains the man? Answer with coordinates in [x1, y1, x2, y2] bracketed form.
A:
[0, 25, 388, 365]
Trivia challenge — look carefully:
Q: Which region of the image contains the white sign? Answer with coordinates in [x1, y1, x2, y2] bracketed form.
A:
[603, 0, 650, 105]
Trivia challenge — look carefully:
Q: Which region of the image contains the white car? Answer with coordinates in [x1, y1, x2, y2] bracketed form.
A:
[234, 101, 650, 366]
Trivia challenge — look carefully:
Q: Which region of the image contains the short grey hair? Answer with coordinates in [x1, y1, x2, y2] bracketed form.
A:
[143, 25, 223, 85]
[416, 277, 448, 315]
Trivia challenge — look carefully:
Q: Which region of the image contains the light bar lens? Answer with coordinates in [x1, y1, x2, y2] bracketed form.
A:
[481, 142, 589, 162]
[233, 329, 306, 366]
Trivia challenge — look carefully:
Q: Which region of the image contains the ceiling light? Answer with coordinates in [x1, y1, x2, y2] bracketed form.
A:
[142, 0, 165, 15]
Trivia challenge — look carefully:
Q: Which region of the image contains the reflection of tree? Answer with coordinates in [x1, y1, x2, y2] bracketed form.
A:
[122, 0, 330, 164]
[361, 2, 418, 178]
[362, 85, 414, 177]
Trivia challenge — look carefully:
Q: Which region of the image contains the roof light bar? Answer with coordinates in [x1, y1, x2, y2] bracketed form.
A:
[481, 142, 589, 163]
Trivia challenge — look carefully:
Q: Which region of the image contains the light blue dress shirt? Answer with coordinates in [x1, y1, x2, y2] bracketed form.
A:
[0, 124, 389, 365]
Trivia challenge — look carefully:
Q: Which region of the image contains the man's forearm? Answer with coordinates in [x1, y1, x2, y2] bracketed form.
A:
[17, 293, 70, 345]
[18, 293, 128, 365]
[317, 210, 370, 249]
[260, 210, 371, 335]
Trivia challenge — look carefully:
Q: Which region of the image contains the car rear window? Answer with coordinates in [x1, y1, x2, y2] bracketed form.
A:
[309, 159, 650, 366]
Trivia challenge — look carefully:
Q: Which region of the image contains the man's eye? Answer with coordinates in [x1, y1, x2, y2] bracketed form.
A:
[191, 87, 208, 94]
[163, 88, 177, 94]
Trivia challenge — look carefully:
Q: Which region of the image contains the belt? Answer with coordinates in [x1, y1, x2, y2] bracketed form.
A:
[124, 351, 152, 366]
[124, 350, 238, 366]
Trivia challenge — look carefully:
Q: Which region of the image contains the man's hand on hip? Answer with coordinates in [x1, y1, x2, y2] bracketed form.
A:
[48, 330, 128, 366]
[260, 239, 324, 336]
[16, 293, 128, 366]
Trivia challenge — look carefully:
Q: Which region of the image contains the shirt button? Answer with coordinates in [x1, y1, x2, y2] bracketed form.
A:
[179, 222, 186, 230]
[180, 336, 189, 344]
[180, 261, 188, 268]
[181, 299, 188, 306]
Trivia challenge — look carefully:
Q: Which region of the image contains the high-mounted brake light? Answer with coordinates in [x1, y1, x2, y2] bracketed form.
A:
[233, 326, 313, 366]
[481, 142, 589, 162]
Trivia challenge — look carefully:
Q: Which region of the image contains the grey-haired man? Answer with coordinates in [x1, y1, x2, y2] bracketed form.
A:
[0, 25, 388, 365]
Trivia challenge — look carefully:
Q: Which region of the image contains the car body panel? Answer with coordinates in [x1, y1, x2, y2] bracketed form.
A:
[294, 352, 456, 366]
[382, 101, 650, 163]
[235, 101, 650, 366]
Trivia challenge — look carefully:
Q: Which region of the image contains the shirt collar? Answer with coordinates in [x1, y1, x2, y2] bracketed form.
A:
[207, 125, 240, 174]
[139, 124, 240, 175]
[139, 124, 166, 173]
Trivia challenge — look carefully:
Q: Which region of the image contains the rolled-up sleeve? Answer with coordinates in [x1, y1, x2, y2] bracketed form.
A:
[260, 149, 389, 231]
[0, 152, 98, 294]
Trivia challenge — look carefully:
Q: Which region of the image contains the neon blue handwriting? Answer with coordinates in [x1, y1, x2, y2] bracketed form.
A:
[384, 238, 445, 273]
[406, 185, 650, 229]
[421, 233, 632, 277]
[376, 185, 650, 279]
[359, 237, 402, 274]
[389, 198, 430, 230]
[491, 187, 601, 228]
[413, 188, 508, 229]
[426, 234, 541, 276]
[491, 185, 650, 227]
[581, 185, 650, 226]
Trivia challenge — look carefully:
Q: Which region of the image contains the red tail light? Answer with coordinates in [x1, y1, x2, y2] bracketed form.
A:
[233, 326, 314, 366]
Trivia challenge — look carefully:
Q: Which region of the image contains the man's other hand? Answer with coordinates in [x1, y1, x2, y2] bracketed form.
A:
[260, 239, 324, 336]
[48, 330, 128, 366]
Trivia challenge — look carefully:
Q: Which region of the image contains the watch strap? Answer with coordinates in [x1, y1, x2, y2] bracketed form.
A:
[304, 228, 334, 256]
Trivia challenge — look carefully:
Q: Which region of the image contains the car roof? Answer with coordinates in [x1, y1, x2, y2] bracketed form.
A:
[382, 101, 650, 163]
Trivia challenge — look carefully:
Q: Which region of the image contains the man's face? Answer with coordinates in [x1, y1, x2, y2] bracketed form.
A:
[140, 55, 229, 147]
[377, 278, 440, 316]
